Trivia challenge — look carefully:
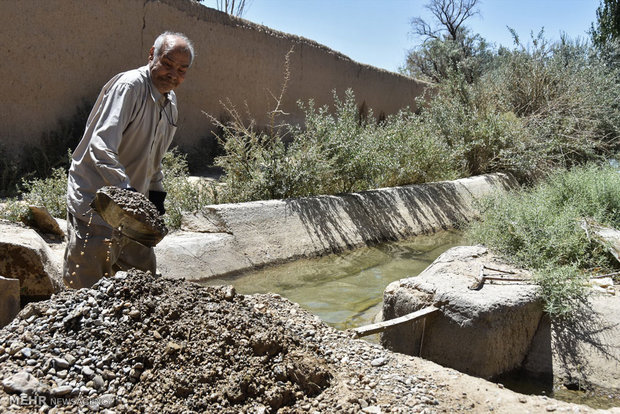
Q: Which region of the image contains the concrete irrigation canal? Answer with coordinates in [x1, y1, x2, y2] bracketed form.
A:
[1, 173, 619, 412]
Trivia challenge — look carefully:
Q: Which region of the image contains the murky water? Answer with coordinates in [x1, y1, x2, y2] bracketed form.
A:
[200, 230, 464, 331]
[199, 229, 618, 409]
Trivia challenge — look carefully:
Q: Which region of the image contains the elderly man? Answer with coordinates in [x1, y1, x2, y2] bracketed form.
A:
[63, 31, 194, 289]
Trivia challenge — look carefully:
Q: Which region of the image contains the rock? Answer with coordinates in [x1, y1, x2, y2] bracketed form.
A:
[50, 385, 72, 397]
[381, 246, 543, 379]
[93, 374, 105, 389]
[24, 205, 65, 237]
[2, 371, 41, 395]
[524, 293, 620, 393]
[371, 357, 388, 367]
[82, 366, 94, 377]
[102, 369, 116, 380]
[165, 341, 182, 354]
[580, 219, 620, 264]
[0, 222, 63, 297]
[99, 393, 116, 408]
[52, 357, 70, 369]
[223, 285, 236, 301]
[0, 276, 20, 327]
[64, 353, 77, 366]
[128, 309, 141, 320]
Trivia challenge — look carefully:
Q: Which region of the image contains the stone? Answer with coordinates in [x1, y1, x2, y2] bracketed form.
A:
[50, 385, 73, 397]
[580, 219, 620, 264]
[64, 353, 77, 366]
[0, 276, 20, 327]
[2, 371, 41, 395]
[370, 357, 388, 367]
[165, 341, 182, 354]
[99, 393, 116, 408]
[381, 246, 543, 379]
[24, 205, 65, 237]
[82, 366, 94, 377]
[93, 374, 105, 389]
[52, 357, 70, 370]
[0, 222, 63, 297]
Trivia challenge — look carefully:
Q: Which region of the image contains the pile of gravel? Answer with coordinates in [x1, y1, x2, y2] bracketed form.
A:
[0, 270, 450, 413]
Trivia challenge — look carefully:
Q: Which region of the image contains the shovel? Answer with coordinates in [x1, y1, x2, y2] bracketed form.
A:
[90, 186, 168, 247]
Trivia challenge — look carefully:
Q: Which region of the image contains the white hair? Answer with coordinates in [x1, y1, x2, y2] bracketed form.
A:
[152, 31, 195, 66]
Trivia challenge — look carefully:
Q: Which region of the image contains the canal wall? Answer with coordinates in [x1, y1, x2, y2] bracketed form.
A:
[155, 173, 518, 280]
[1, 0, 427, 161]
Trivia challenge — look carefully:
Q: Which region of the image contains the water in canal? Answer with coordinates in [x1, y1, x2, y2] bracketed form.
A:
[199, 229, 618, 409]
[200, 230, 464, 331]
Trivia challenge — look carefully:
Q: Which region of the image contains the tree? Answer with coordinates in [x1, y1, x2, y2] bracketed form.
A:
[590, 0, 620, 49]
[215, 0, 250, 17]
[411, 0, 479, 41]
[402, 0, 492, 83]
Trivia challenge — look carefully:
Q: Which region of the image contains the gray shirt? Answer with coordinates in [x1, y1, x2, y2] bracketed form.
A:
[67, 65, 177, 225]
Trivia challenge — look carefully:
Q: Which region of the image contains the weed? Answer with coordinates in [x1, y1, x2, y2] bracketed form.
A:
[466, 164, 620, 318]
[162, 148, 215, 229]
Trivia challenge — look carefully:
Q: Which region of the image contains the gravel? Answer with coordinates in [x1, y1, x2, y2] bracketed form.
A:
[0, 270, 452, 413]
[93, 186, 167, 237]
[0, 270, 611, 413]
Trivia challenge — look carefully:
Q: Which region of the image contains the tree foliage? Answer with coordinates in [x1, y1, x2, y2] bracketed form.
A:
[591, 0, 620, 49]
[403, 0, 492, 83]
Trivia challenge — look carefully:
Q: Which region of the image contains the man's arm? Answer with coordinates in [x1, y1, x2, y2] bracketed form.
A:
[88, 82, 139, 189]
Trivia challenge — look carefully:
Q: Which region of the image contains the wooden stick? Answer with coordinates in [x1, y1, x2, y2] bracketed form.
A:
[590, 272, 620, 279]
[482, 265, 518, 274]
[352, 305, 440, 338]
[483, 276, 530, 282]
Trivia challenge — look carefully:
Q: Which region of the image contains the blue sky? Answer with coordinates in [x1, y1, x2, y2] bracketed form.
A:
[200, 0, 600, 72]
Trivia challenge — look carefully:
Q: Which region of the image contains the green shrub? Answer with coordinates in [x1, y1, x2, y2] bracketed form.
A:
[0, 166, 69, 222]
[486, 33, 620, 178]
[414, 32, 620, 183]
[468, 164, 620, 269]
[162, 148, 215, 229]
[416, 76, 528, 177]
[466, 164, 620, 317]
[211, 89, 460, 202]
[533, 265, 590, 320]
[0, 199, 30, 223]
[21, 167, 69, 218]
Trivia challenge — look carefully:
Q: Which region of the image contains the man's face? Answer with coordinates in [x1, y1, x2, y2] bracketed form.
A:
[149, 37, 191, 94]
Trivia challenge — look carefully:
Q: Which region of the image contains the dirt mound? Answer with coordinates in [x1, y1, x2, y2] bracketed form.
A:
[0, 271, 611, 413]
[0, 271, 414, 413]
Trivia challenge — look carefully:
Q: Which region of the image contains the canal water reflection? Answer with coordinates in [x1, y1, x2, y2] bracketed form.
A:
[200, 230, 464, 331]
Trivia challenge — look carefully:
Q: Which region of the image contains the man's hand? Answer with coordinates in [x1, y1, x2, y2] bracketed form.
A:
[148, 191, 167, 215]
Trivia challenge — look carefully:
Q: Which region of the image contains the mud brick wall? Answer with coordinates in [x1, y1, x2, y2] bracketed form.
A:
[1, 0, 428, 158]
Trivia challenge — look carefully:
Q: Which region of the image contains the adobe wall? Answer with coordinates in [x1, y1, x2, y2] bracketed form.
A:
[1, 0, 428, 159]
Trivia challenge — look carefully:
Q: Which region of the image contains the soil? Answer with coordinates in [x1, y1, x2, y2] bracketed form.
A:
[1, 270, 617, 413]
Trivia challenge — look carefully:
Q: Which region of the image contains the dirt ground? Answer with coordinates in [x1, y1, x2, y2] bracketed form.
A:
[0, 270, 618, 413]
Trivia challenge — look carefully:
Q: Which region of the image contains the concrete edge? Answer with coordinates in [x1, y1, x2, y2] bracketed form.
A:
[156, 172, 519, 281]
